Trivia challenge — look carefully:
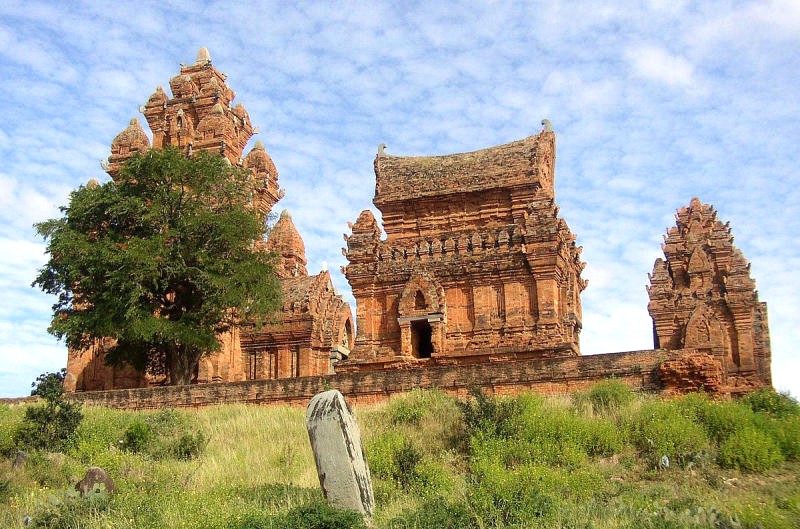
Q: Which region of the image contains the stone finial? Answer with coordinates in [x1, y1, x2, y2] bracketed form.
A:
[280, 209, 291, 219]
[86, 178, 99, 189]
[254, 139, 265, 150]
[377, 143, 387, 156]
[195, 47, 212, 65]
[306, 390, 374, 515]
[541, 119, 553, 132]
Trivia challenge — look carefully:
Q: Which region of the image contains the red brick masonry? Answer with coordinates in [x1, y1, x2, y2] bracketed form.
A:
[69, 348, 711, 409]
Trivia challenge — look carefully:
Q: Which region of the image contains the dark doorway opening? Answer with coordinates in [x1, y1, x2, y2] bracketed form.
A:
[411, 319, 433, 358]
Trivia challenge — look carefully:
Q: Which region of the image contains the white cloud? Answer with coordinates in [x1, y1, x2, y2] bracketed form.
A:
[625, 44, 698, 89]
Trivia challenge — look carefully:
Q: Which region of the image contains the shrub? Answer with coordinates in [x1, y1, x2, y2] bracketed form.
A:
[770, 415, 800, 460]
[387, 393, 427, 426]
[121, 419, 153, 453]
[26, 493, 111, 529]
[0, 479, 11, 503]
[628, 401, 710, 468]
[14, 370, 82, 452]
[718, 427, 783, 472]
[0, 404, 21, 457]
[272, 500, 367, 529]
[173, 431, 207, 460]
[364, 432, 421, 489]
[695, 400, 755, 444]
[456, 387, 521, 439]
[586, 379, 634, 413]
[514, 399, 622, 465]
[467, 462, 559, 526]
[741, 388, 799, 418]
[389, 499, 477, 529]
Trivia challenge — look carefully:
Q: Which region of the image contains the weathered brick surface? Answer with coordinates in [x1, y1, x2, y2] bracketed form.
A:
[341, 132, 586, 371]
[66, 49, 352, 392]
[648, 198, 771, 393]
[69, 348, 703, 410]
[659, 353, 724, 394]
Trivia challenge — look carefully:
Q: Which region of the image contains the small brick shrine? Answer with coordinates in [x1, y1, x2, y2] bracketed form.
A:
[648, 198, 771, 393]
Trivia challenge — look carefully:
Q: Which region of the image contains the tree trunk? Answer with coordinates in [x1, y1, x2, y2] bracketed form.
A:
[168, 345, 200, 386]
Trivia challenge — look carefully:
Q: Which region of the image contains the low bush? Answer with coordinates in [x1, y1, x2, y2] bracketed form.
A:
[741, 388, 799, 418]
[272, 501, 367, 529]
[26, 490, 111, 529]
[585, 379, 635, 413]
[121, 419, 153, 453]
[0, 405, 21, 457]
[14, 370, 82, 453]
[388, 499, 477, 529]
[365, 432, 422, 490]
[467, 462, 563, 526]
[628, 401, 710, 468]
[771, 415, 800, 460]
[718, 427, 783, 472]
[386, 393, 427, 426]
[173, 431, 208, 460]
[456, 387, 520, 439]
[695, 400, 756, 444]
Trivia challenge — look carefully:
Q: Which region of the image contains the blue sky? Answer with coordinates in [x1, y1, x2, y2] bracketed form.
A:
[0, 0, 797, 398]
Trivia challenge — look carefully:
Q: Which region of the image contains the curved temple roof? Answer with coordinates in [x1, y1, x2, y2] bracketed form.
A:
[374, 131, 554, 205]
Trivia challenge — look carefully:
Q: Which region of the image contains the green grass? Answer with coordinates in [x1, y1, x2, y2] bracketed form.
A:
[1, 386, 798, 528]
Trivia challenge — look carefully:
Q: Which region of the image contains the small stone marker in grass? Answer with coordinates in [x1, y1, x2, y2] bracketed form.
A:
[306, 389, 374, 516]
[76, 466, 115, 497]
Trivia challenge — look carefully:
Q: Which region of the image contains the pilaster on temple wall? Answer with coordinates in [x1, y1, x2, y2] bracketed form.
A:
[647, 198, 771, 393]
[340, 130, 586, 371]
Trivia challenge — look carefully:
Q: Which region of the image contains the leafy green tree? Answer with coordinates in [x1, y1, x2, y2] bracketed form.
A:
[15, 369, 82, 452]
[33, 148, 282, 385]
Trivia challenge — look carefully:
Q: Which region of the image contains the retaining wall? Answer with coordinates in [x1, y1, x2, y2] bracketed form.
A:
[67, 348, 693, 409]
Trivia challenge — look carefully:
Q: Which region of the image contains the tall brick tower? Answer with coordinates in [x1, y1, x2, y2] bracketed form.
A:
[340, 127, 586, 372]
[66, 49, 351, 391]
[106, 47, 283, 216]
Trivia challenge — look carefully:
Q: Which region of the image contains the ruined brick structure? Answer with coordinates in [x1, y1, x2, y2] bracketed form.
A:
[648, 198, 771, 393]
[63, 50, 773, 401]
[65, 49, 352, 391]
[339, 131, 586, 372]
[202, 209, 353, 383]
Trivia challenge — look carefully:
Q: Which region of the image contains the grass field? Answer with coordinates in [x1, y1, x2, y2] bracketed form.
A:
[1, 383, 798, 528]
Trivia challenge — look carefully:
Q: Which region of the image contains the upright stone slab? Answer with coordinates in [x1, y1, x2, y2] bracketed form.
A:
[306, 390, 374, 515]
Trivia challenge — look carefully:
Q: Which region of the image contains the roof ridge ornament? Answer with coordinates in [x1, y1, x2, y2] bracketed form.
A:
[541, 119, 553, 132]
[377, 143, 387, 157]
[195, 47, 211, 65]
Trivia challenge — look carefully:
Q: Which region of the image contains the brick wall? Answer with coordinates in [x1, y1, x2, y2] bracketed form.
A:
[68, 348, 699, 410]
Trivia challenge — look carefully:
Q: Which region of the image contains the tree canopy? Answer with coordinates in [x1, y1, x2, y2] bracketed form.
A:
[33, 147, 282, 385]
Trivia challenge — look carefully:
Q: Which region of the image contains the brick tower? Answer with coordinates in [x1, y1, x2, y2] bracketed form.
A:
[66, 49, 351, 391]
[340, 127, 586, 372]
[648, 198, 771, 392]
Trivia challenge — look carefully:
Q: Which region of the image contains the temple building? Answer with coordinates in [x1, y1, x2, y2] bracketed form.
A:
[65, 49, 352, 391]
[338, 127, 587, 372]
[648, 198, 771, 392]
